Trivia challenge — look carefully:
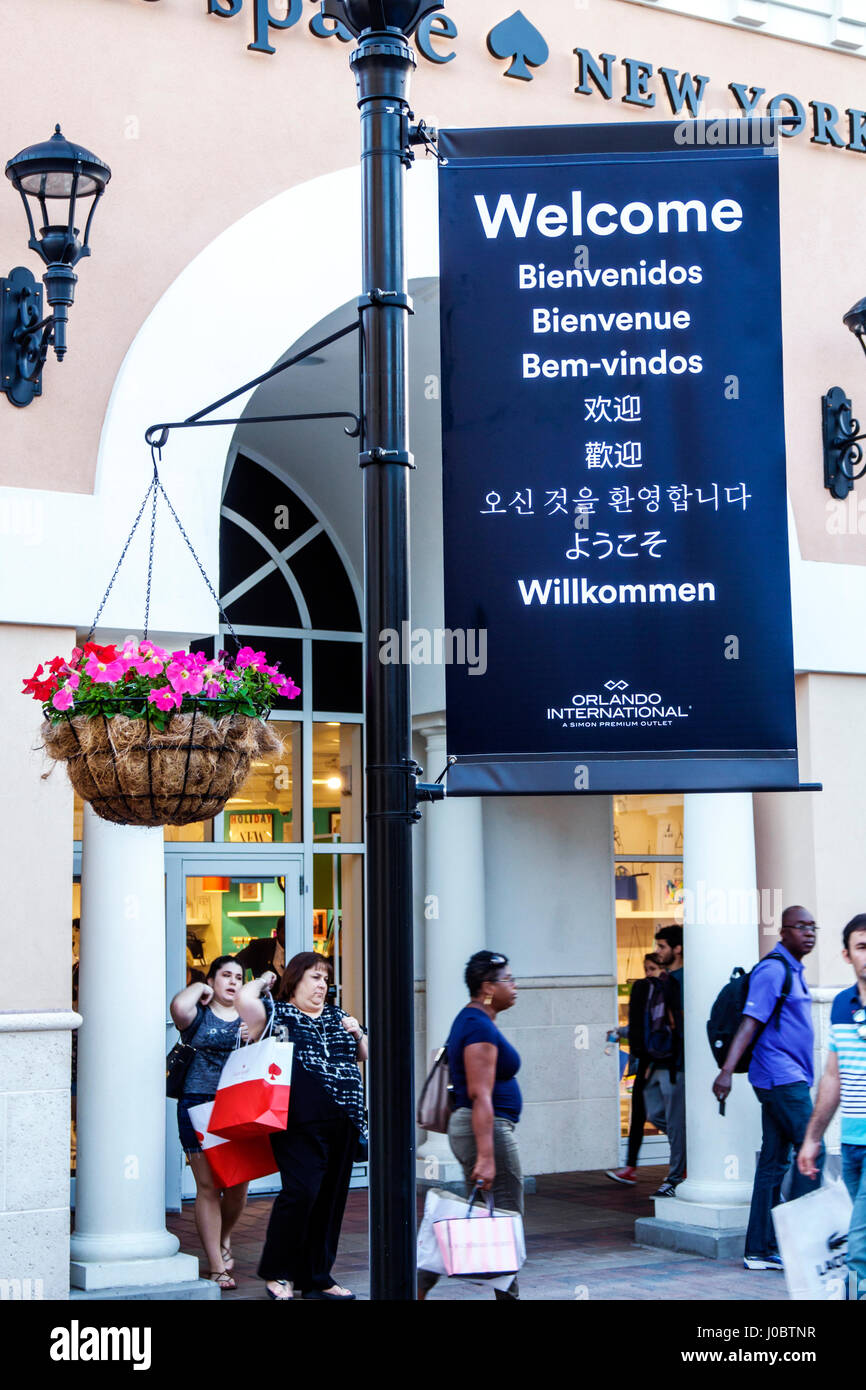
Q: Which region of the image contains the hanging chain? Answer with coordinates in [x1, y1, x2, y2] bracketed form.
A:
[86, 441, 240, 650]
[85, 470, 159, 643]
[155, 473, 240, 649]
[142, 449, 160, 640]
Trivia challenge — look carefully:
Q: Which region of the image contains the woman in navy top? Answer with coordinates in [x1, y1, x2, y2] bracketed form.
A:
[419, 949, 523, 1301]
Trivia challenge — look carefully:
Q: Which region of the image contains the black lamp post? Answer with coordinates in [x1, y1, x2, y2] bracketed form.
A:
[323, 0, 444, 1300]
[1, 125, 110, 406]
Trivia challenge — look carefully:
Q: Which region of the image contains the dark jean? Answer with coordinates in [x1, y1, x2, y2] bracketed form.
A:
[745, 1080, 824, 1258]
[176, 1092, 215, 1155]
[842, 1143, 866, 1298]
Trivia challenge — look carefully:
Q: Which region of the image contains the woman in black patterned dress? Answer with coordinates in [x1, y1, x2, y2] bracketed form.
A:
[237, 951, 367, 1301]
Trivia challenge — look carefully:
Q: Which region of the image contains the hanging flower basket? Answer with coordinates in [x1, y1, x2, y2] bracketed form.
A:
[26, 639, 298, 828]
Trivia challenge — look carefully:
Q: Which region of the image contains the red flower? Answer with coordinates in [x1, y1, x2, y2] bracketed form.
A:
[82, 641, 119, 664]
[21, 664, 59, 701]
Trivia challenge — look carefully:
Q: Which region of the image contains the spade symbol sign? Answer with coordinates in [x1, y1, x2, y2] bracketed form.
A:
[486, 11, 549, 82]
[268, 1063, 282, 1079]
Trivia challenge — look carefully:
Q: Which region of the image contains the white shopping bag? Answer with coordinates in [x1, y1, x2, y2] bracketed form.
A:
[772, 1178, 853, 1300]
[417, 1187, 526, 1293]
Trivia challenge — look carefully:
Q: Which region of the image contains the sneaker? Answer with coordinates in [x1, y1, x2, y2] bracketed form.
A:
[605, 1166, 638, 1186]
[743, 1253, 784, 1271]
[651, 1181, 679, 1198]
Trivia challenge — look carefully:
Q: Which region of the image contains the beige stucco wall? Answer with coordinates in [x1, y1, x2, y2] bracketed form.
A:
[0, 624, 76, 1299]
[415, 978, 620, 1176]
[755, 671, 866, 991]
[0, 624, 75, 1013]
[1, 0, 865, 568]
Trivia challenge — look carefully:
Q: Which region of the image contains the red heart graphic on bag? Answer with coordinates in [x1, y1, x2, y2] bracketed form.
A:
[195, 1131, 204, 1142]
[268, 1063, 282, 1078]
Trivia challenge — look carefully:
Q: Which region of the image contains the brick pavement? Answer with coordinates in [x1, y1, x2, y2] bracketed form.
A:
[166, 1165, 787, 1301]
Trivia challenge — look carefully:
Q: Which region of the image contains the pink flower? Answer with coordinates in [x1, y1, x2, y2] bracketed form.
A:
[51, 686, 75, 711]
[202, 661, 225, 679]
[133, 657, 164, 678]
[84, 656, 126, 684]
[139, 640, 169, 663]
[166, 660, 205, 696]
[274, 676, 300, 700]
[66, 670, 80, 691]
[204, 680, 222, 699]
[224, 670, 240, 683]
[148, 687, 181, 711]
[236, 646, 268, 671]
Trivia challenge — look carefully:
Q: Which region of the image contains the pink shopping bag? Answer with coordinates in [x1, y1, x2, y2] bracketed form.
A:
[207, 1026, 293, 1140]
[187, 1101, 278, 1188]
[433, 1188, 522, 1278]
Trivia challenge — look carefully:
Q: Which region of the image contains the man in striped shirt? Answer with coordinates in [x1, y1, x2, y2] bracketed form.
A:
[799, 912, 866, 1296]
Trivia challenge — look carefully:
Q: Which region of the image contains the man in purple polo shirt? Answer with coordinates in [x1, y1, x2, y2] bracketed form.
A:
[712, 906, 822, 1271]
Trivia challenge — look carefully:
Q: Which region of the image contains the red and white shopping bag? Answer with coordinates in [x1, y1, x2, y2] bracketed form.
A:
[207, 1021, 293, 1140]
[433, 1188, 523, 1279]
[187, 1101, 278, 1188]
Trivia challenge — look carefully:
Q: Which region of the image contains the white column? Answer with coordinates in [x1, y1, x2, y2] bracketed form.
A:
[417, 724, 486, 1182]
[70, 806, 199, 1290]
[644, 793, 762, 1247]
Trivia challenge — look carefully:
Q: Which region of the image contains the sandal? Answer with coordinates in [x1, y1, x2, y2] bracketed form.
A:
[220, 1245, 235, 1272]
[305, 1284, 356, 1300]
[208, 1269, 236, 1291]
[266, 1280, 295, 1301]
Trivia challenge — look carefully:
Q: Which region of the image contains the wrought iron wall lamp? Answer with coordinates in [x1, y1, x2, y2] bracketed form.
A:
[822, 298, 866, 499]
[1, 126, 111, 407]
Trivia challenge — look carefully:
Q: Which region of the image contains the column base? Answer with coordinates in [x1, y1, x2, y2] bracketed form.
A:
[636, 1194, 749, 1259]
[635, 1215, 747, 1259]
[71, 1277, 220, 1301]
[70, 1251, 200, 1292]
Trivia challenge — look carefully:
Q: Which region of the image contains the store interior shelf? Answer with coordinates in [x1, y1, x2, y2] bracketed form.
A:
[614, 908, 683, 919]
[225, 911, 283, 918]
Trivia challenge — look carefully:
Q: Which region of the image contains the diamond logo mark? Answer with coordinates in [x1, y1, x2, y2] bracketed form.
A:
[604, 680, 629, 691]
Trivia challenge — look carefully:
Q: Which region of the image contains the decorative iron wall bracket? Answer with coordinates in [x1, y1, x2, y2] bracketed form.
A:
[0, 266, 48, 406]
[822, 385, 866, 500]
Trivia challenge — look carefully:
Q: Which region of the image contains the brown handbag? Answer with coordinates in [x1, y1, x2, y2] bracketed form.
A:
[416, 1045, 454, 1133]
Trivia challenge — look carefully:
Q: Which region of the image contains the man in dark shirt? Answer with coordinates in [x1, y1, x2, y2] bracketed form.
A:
[234, 916, 285, 981]
[641, 925, 685, 1199]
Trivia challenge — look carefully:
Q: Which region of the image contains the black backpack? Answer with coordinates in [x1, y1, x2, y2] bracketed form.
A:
[706, 951, 793, 1073]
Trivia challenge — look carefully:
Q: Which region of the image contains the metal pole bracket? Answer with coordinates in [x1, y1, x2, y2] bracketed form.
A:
[358, 289, 414, 312]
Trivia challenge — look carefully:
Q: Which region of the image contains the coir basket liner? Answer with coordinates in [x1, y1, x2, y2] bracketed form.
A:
[42, 708, 282, 827]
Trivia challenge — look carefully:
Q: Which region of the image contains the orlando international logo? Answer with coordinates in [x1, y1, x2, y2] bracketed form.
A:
[546, 679, 690, 729]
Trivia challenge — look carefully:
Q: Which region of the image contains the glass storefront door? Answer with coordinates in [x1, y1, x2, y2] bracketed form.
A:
[165, 851, 303, 1205]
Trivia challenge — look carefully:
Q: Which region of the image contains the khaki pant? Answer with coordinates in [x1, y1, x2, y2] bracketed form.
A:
[418, 1108, 523, 1300]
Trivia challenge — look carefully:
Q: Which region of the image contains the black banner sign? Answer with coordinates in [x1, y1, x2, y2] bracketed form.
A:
[438, 121, 798, 796]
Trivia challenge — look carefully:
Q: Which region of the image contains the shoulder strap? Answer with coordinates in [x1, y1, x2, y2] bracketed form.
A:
[763, 952, 794, 1029]
[180, 1002, 206, 1044]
